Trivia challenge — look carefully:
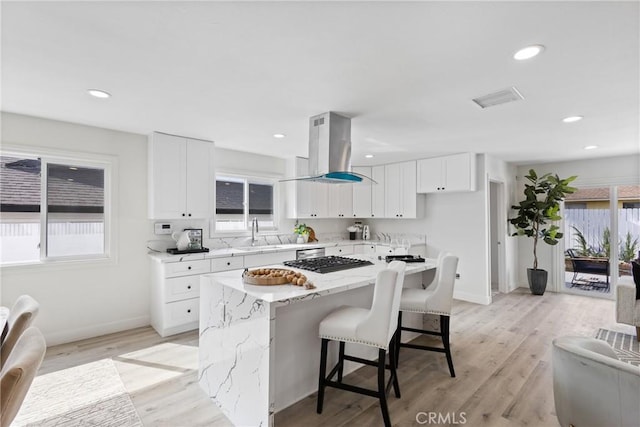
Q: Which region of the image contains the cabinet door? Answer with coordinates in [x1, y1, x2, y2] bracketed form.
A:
[290, 158, 327, 218]
[185, 138, 214, 218]
[327, 183, 353, 218]
[416, 157, 444, 193]
[309, 182, 328, 217]
[400, 161, 417, 218]
[371, 165, 386, 218]
[385, 163, 402, 218]
[443, 153, 476, 192]
[291, 158, 312, 218]
[148, 133, 187, 219]
[384, 161, 416, 218]
[352, 166, 372, 218]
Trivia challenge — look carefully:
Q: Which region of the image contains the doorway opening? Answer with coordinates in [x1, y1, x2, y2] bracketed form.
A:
[489, 180, 506, 297]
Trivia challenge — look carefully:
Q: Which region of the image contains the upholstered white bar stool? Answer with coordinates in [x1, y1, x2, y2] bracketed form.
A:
[317, 261, 406, 427]
[395, 252, 458, 377]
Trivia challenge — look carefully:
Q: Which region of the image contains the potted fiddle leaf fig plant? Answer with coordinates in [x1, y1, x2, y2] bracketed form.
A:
[509, 169, 577, 295]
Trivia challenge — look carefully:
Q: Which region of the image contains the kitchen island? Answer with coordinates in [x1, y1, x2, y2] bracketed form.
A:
[198, 255, 437, 426]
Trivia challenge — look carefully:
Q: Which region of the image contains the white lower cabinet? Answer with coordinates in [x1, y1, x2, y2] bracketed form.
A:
[325, 245, 354, 256]
[245, 251, 296, 268]
[151, 258, 213, 337]
[354, 243, 377, 255]
[212, 256, 244, 272]
[164, 276, 200, 303]
[376, 244, 394, 256]
[164, 298, 200, 330]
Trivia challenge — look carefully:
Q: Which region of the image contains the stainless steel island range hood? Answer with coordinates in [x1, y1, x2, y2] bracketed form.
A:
[283, 112, 374, 184]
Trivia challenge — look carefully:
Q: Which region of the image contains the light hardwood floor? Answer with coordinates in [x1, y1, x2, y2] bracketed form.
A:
[36, 289, 630, 427]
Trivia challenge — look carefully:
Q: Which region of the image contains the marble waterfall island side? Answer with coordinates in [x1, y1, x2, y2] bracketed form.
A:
[198, 258, 436, 426]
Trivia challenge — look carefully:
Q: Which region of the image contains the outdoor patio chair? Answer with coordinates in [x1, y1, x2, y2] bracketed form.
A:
[565, 249, 610, 290]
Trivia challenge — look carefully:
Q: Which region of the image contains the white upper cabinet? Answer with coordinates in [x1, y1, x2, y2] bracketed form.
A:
[285, 157, 327, 219]
[417, 153, 476, 193]
[371, 165, 386, 218]
[148, 132, 214, 219]
[384, 161, 417, 218]
[327, 182, 353, 218]
[351, 165, 386, 218]
[352, 166, 372, 218]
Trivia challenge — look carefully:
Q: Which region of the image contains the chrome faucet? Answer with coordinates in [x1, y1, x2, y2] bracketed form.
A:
[251, 218, 259, 246]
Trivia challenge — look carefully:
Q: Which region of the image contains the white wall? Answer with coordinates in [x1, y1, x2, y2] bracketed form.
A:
[514, 154, 640, 290]
[1, 112, 150, 345]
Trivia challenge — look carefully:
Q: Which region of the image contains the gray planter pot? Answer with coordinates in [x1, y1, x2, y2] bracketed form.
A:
[527, 268, 548, 295]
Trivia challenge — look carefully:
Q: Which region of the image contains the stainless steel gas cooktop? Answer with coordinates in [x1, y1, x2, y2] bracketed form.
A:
[283, 256, 373, 274]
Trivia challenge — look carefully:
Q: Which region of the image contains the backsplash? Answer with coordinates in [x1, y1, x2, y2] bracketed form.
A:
[146, 218, 427, 253]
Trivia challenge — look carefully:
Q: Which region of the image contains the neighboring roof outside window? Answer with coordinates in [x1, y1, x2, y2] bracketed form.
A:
[215, 178, 274, 215]
[215, 180, 244, 214]
[565, 185, 640, 203]
[0, 156, 104, 212]
[249, 183, 273, 215]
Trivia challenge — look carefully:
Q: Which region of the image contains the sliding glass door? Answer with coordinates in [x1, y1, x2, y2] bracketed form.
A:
[563, 185, 639, 298]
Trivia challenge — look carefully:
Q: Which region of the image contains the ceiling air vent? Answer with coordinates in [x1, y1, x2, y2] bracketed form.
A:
[472, 86, 524, 109]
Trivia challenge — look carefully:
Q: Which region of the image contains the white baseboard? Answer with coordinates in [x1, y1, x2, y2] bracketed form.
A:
[44, 315, 150, 347]
[454, 290, 491, 305]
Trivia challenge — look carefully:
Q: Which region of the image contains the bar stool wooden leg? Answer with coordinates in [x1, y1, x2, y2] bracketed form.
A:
[441, 315, 455, 377]
[337, 341, 345, 382]
[377, 348, 392, 427]
[388, 332, 401, 398]
[317, 338, 329, 413]
[395, 311, 402, 368]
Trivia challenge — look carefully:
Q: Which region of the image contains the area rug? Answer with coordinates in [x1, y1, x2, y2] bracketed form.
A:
[12, 358, 142, 426]
[595, 328, 640, 367]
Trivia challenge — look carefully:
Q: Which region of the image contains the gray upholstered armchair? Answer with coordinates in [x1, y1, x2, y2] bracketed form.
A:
[552, 336, 640, 427]
[616, 275, 639, 341]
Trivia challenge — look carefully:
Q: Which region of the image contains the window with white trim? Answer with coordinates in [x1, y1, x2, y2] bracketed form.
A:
[0, 151, 112, 265]
[215, 174, 276, 232]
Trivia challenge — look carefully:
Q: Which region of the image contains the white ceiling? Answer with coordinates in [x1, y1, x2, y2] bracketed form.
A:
[2, 1, 638, 166]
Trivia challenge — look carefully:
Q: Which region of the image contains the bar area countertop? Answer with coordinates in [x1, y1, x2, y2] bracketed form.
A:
[198, 255, 437, 426]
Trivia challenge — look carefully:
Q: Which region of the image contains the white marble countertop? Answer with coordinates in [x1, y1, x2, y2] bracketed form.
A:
[148, 240, 386, 263]
[200, 255, 436, 304]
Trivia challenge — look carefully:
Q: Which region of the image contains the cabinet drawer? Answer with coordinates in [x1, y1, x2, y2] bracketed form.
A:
[244, 251, 296, 268]
[326, 245, 354, 256]
[165, 259, 210, 278]
[164, 276, 200, 303]
[212, 256, 244, 272]
[360, 244, 377, 254]
[164, 298, 199, 329]
[376, 245, 394, 255]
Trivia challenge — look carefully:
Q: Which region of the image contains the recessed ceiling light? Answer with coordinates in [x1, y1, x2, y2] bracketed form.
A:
[87, 89, 111, 98]
[513, 45, 545, 60]
[69, 167, 78, 170]
[563, 116, 583, 123]
[365, 154, 374, 159]
[273, 133, 286, 139]
[584, 145, 598, 150]
[67, 178, 74, 181]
